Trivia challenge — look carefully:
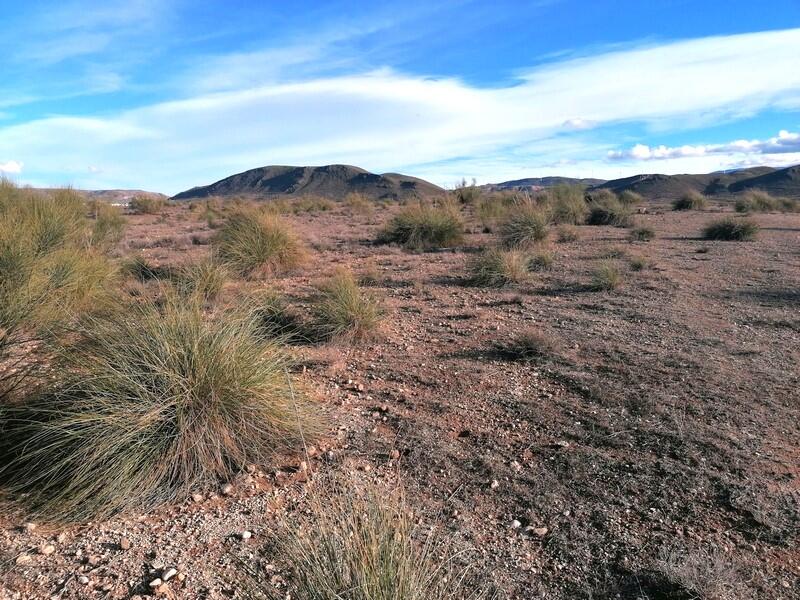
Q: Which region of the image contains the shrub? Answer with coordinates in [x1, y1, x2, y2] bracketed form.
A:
[239, 480, 491, 600]
[619, 190, 644, 206]
[0, 300, 318, 522]
[702, 217, 759, 241]
[586, 195, 633, 227]
[176, 258, 228, 302]
[468, 248, 531, 287]
[378, 201, 464, 250]
[476, 193, 515, 231]
[90, 202, 126, 249]
[672, 190, 708, 211]
[735, 189, 778, 213]
[629, 255, 650, 271]
[629, 226, 655, 242]
[529, 248, 555, 271]
[288, 195, 336, 214]
[344, 192, 374, 215]
[499, 203, 550, 247]
[592, 261, 623, 291]
[129, 195, 166, 215]
[556, 224, 580, 242]
[547, 185, 588, 225]
[454, 178, 482, 204]
[214, 210, 308, 277]
[498, 329, 558, 360]
[312, 269, 384, 342]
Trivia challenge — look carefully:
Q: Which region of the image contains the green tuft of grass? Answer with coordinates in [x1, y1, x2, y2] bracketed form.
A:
[628, 255, 650, 271]
[468, 247, 531, 287]
[586, 193, 633, 227]
[548, 185, 589, 225]
[378, 201, 465, 250]
[618, 190, 644, 206]
[312, 269, 384, 342]
[672, 190, 708, 211]
[499, 203, 550, 248]
[175, 258, 228, 302]
[529, 248, 555, 271]
[0, 299, 319, 522]
[734, 189, 778, 213]
[702, 217, 759, 241]
[592, 261, 623, 291]
[214, 210, 308, 277]
[89, 202, 127, 250]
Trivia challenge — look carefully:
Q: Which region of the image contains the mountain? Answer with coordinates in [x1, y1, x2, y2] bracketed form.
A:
[171, 165, 443, 201]
[590, 166, 791, 200]
[483, 176, 606, 191]
[84, 189, 168, 203]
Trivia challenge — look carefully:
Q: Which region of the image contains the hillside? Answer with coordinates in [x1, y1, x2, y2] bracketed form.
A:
[85, 189, 168, 203]
[728, 165, 800, 196]
[171, 164, 443, 201]
[484, 176, 606, 191]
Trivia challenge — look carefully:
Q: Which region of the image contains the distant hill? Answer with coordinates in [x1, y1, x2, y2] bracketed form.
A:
[84, 189, 168, 203]
[483, 176, 606, 191]
[590, 166, 800, 200]
[171, 165, 443, 201]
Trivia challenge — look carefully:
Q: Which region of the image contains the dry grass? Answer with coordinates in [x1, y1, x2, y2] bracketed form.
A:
[239, 480, 492, 600]
[592, 261, 623, 291]
[0, 299, 319, 522]
[672, 190, 708, 211]
[586, 194, 633, 227]
[498, 329, 558, 360]
[628, 225, 655, 242]
[498, 203, 550, 247]
[468, 247, 531, 287]
[175, 258, 229, 302]
[378, 201, 464, 250]
[129, 195, 166, 215]
[733, 189, 794, 213]
[547, 185, 589, 225]
[214, 209, 308, 276]
[703, 217, 759, 241]
[312, 269, 384, 342]
[344, 192, 375, 215]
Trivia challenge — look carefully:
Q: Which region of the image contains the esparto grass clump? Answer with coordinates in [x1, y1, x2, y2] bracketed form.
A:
[702, 217, 759, 241]
[312, 269, 384, 342]
[468, 247, 531, 287]
[672, 190, 708, 211]
[378, 201, 464, 250]
[498, 203, 550, 247]
[0, 299, 318, 522]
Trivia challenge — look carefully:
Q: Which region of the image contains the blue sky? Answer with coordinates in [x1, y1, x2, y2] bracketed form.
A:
[1, 0, 799, 194]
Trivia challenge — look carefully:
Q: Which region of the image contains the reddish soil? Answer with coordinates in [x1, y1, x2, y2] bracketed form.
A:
[1, 202, 798, 599]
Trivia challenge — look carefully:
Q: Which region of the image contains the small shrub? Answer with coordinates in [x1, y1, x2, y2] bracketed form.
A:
[214, 210, 308, 277]
[454, 178, 482, 204]
[499, 329, 558, 360]
[735, 189, 777, 213]
[629, 255, 650, 271]
[548, 185, 588, 224]
[476, 193, 515, 231]
[89, 202, 126, 249]
[358, 260, 381, 286]
[468, 248, 531, 287]
[176, 259, 228, 302]
[673, 190, 708, 211]
[344, 192, 374, 215]
[556, 224, 579, 242]
[122, 255, 173, 282]
[529, 248, 554, 271]
[129, 195, 166, 215]
[629, 226, 655, 242]
[592, 261, 623, 291]
[586, 195, 632, 227]
[378, 201, 464, 250]
[619, 190, 644, 206]
[499, 203, 550, 247]
[312, 269, 384, 342]
[238, 480, 491, 600]
[703, 217, 759, 241]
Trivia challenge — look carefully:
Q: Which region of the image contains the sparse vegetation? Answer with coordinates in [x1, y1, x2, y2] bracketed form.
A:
[0, 299, 318, 522]
[454, 178, 482, 204]
[629, 225, 655, 242]
[498, 203, 550, 247]
[547, 184, 588, 224]
[175, 258, 228, 302]
[592, 261, 623, 291]
[555, 224, 580, 242]
[629, 255, 650, 271]
[129, 195, 166, 215]
[529, 248, 554, 271]
[673, 190, 708, 211]
[378, 201, 464, 249]
[586, 193, 633, 227]
[703, 217, 759, 241]
[735, 189, 780, 213]
[498, 329, 558, 360]
[312, 269, 384, 342]
[214, 209, 308, 276]
[344, 192, 374, 215]
[468, 247, 531, 286]
[89, 202, 127, 249]
[618, 190, 644, 206]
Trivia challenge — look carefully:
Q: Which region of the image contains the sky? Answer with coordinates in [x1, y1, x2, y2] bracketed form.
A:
[1, 0, 799, 194]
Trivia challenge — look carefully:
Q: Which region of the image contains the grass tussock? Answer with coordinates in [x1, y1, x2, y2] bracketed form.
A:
[312, 269, 384, 342]
[547, 185, 588, 225]
[344, 192, 375, 215]
[733, 189, 797, 213]
[498, 203, 550, 248]
[618, 190, 644, 206]
[528, 248, 555, 271]
[378, 201, 464, 250]
[175, 258, 228, 302]
[0, 299, 319, 522]
[592, 261, 623, 291]
[214, 209, 308, 277]
[586, 193, 633, 227]
[89, 202, 126, 250]
[555, 224, 580, 242]
[498, 329, 558, 361]
[672, 190, 708, 211]
[240, 480, 492, 600]
[629, 225, 655, 242]
[702, 217, 759, 241]
[129, 195, 166, 215]
[254, 290, 305, 341]
[468, 247, 531, 287]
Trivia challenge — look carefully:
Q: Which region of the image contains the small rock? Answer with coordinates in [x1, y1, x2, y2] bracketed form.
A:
[23, 522, 37, 533]
[490, 479, 500, 490]
[87, 555, 101, 567]
[241, 530, 252, 540]
[120, 537, 131, 551]
[78, 576, 90, 585]
[222, 483, 234, 496]
[191, 493, 204, 503]
[177, 572, 186, 582]
[149, 578, 163, 588]
[15, 554, 32, 565]
[511, 520, 522, 529]
[162, 567, 178, 582]
[390, 449, 400, 460]
[39, 544, 56, 556]
[532, 527, 549, 537]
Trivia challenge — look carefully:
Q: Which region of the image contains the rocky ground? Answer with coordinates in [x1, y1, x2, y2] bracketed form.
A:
[1, 201, 798, 599]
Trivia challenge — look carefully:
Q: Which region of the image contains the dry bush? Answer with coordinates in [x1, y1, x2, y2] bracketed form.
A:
[673, 189, 708, 211]
[592, 261, 623, 291]
[628, 255, 650, 271]
[703, 217, 759, 241]
[586, 193, 633, 227]
[129, 195, 166, 215]
[378, 201, 464, 250]
[312, 269, 384, 342]
[547, 184, 589, 224]
[498, 329, 558, 360]
[454, 178, 482, 204]
[214, 209, 308, 277]
[556, 224, 580, 242]
[628, 225, 655, 242]
[0, 299, 319, 522]
[475, 192, 516, 231]
[89, 202, 126, 250]
[175, 258, 229, 302]
[344, 192, 374, 215]
[734, 189, 781, 213]
[287, 195, 336, 214]
[655, 547, 747, 600]
[498, 202, 550, 247]
[239, 480, 493, 600]
[618, 190, 644, 206]
[468, 247, 531, 287]
[528, 248, 554, 271]
[253, 290, 306, 341]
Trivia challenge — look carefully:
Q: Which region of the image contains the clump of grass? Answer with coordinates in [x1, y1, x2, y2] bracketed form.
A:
[214, 210, 308, 277]
[734, 189, 777, 213]
[454, 178, 482, 204]
[175, 258, 228, 302]
[344, 192, 374, 215]
[0, 299, 318, 522]
[358, 260, 381, 286]
[672, 190, 708, 211]
[239, 480, 491, 600]
[499, 203, 550, 247]
[529, 248, 555, 271]
[475, 192, 515, 231]
[378, 201, 464, 250]
[618, 190, 644, 206]
[548, 185, 588, 225]
[586, 193, 633, 227]
[254, 290, 305, 341]
[592, 261, 623, 291]
[122, 254, 173, 282]
[498, 329, 558, 361]
[629, 255, 650, 271]
[312, 269, 384, 342]
[468, 247, 531, 287]
[555, 224, 580, 242]
[629, 225, 655, 242]
[702, 217, 759, 241]
[89, 202, 126, 250]
[129, 195, 166, 215]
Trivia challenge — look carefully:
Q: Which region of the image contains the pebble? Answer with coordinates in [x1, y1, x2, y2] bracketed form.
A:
[15, 554, 32, 565]
[120, 537, 131, 551]
[490, 479, 500, 489]
[162, 567, 178, 582]
[149, 578, 163, 588]
[78, 576, 90, 585]
[39, 544, 56, 556]
[531, 527, 549, 537]
[222, 483, 234, 495]
[511, 520, 522, 529]
[192, 493, 204, 503]
[23, 522, 37, 533]
[241, 530, 252, 540]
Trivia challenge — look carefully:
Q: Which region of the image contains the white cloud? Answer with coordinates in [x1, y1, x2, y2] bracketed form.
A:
[0, 160, 23, 174]
[2, 28, 800, 192]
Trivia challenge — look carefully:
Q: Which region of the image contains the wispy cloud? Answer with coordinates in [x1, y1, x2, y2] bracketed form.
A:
[2, 27, 800, 192]
[0, 160, 23, 174]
